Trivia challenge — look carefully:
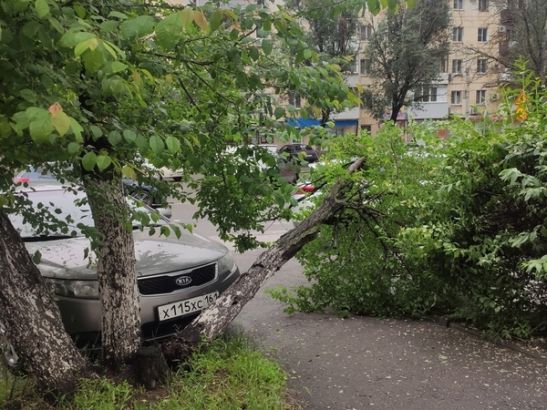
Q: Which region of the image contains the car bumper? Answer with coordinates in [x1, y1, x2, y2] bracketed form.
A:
[54, 264, 240, 340]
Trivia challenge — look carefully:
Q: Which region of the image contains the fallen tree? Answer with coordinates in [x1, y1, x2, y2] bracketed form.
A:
[163, 158, 365, 360]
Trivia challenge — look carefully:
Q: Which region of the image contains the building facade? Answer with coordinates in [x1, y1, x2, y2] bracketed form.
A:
[335, 0, 507, 134]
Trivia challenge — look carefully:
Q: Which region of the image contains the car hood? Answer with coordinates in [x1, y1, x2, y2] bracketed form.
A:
[25, 229, 227, 280]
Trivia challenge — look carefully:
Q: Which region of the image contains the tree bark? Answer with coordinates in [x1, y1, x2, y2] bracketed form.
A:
[0, 211, 88, 394]
[84, 173, 141, 367]
[162, 158, 365, 360]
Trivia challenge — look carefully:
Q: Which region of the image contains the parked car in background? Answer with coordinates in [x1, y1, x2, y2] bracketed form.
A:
[14, 167, 167, 210]
[278, 143, 319, 164]
[253, 144, 300, 184]
[142, 160, 184, 182]
[6, 184, 239, 352]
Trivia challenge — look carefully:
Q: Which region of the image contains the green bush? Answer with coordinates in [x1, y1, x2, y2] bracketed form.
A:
[274, 74, 546, 338]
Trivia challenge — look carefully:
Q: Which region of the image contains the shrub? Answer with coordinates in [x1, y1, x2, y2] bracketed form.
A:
[273, 74, 546, 338]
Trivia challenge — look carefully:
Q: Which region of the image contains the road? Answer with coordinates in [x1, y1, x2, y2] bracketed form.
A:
[171, 202, 547, 410]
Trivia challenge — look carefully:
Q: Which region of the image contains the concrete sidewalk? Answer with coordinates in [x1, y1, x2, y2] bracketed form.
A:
[170, 203, 546, 410]
[231, 253, 547, 410]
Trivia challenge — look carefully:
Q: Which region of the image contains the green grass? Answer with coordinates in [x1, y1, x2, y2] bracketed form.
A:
[1, 337, 298, 410]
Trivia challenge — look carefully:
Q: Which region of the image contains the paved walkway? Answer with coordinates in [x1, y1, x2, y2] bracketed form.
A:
[232, 255, 547, 410]
[171, 202, 547, 410]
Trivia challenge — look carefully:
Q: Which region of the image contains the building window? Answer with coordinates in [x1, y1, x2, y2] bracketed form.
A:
[478, 27, 488, 42]
[476, 90, 486, 104]
[440, 57, 448, 73]
[414, 86, 438, 103]
[360, 24, 373, 41]
[361, 90, 373, 109]
[360, 59, 371, 75]
[477, 58, 488, 73]
[452, 27, 463, 42]
[478, 0, 488, 11]
[453, 0, 463, 9]
[349, 57, 358, 73]
[451, 90, 462, 105]
[288, 91, 301, 108]
[452, 59, 463, 74]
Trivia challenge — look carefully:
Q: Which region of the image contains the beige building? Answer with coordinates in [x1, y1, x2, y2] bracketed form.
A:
[333, 0, 508, 134]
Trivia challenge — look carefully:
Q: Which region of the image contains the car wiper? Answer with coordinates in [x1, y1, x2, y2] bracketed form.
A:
[23, 235, 74, 242]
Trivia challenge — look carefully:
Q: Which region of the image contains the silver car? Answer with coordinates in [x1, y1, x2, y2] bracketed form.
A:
[10, 184, 239, 345]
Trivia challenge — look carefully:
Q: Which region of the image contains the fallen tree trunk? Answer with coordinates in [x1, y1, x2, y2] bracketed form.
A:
[163, 158, 364, 360]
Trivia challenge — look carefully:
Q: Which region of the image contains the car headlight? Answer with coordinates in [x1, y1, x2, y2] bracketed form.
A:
[46, 279, 99, 299]
[217, 252, 236, 275]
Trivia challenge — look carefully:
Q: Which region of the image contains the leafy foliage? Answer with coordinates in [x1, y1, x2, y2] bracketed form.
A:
[273, 76, 547, 338]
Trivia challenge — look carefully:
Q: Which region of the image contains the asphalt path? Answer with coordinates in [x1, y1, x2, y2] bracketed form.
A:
[171, 202, 547, 410]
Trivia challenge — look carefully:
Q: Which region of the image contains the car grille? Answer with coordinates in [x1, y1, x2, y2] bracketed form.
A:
[138, 263, 216, 295]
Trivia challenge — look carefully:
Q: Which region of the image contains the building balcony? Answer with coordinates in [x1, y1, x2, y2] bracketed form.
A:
[407, 102, 449, 120]
[332, 106, 360, 120]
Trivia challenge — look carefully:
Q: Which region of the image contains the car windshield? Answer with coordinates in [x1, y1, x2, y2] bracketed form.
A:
[10, 186, 165, 240]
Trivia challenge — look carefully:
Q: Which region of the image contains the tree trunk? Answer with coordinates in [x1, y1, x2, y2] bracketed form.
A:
[390, 102, 403, 122]
[162, 158, 365, 360]
[0, 211, 88, 394]
[84, 173, 140, 367]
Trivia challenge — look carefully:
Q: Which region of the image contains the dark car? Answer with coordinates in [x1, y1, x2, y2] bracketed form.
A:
[278, 144, 319, 164]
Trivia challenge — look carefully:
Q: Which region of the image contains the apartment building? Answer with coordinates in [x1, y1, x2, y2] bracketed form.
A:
[333, 0, 507, 134]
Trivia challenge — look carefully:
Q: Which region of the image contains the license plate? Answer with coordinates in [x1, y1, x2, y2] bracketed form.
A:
[157, 292, 219, 322]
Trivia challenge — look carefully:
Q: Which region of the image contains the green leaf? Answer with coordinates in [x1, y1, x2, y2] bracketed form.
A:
[262, 39, 272, 55]
[69, 118, 83, 142]
[120, 15, 155, 40]
[59, 31, 95, 48]
[180, 8, 194, 29]
[81, 151, 97, 171]
[122, 165, 137, 179]
[155, 13, 183, 49]
[165, 136, 181, 154]
[209, 10, 226, 32]
[109, 61, 127, 74]
[48, 17, 64, 34]
[96, 155, 112, 171]
[367, 0, 381, 14]
[150, 135, 164, 154]
[32, 250, 42, 264]
[123, 129, 137, 143]
[160, 225, 171, 237]
[51, 111, 70, 136]
[108, 11, 128, 20]
[74, 37, 99, 57]
[90, 125, 103, 140]
[249, 47, 259, 61]
[274, 107, 285, 119]
[35, 0, 49, 19]
[29, 113, 53, 143]
[67, 142, 81, 155]
[108, 130, 122, 145]
[303, 49, 313, 59]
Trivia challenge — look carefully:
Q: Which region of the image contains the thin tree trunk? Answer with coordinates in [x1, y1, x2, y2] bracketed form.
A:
[84, 173, 140, 367]
[0, 211, 88, 394]
[390, 101, 403, 122]
[162, 158, 365, 360]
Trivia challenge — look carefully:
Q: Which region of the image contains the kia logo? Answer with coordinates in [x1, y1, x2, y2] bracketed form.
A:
[175, 276, 192, 286]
